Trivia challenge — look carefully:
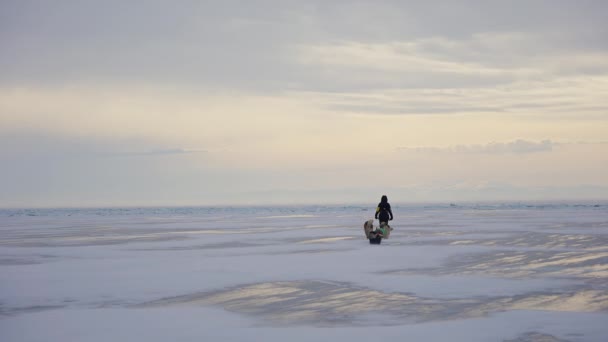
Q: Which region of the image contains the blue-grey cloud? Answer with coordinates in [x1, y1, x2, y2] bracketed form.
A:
[398, 139, 555, 154]
[0, 131, 207, 160]
[1, 0, 607, 93]
[327, 104, 505, 115]
[108, 149, 207, 157]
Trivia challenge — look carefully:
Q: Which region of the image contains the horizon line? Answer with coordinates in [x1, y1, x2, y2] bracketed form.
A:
[2, 198, 607, 211]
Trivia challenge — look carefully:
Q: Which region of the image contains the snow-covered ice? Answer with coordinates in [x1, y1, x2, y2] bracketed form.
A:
[1, 204, 607, 341]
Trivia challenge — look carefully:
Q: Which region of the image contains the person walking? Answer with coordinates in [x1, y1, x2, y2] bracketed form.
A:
[375, 195, 393, 225]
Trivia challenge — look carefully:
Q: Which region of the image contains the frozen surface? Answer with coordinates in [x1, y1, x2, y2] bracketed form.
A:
[1, 203, 607, 341]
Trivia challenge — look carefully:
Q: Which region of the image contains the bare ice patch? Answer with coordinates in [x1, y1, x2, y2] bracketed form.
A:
[137, 280, 608, 327]
[401, 232, 608, 250]
[298, 237, 354, 244]
[503, 332, 572, 342]
[389, 250, 608, 280]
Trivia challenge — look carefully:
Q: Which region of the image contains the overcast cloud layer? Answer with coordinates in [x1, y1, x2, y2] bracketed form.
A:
[1, 1, 607, 206]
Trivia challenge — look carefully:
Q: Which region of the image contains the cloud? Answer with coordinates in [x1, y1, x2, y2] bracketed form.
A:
[304, 73, 608, 116]
[326, 103, 505, 115]
[108, 148, 207, 157]
[0, 130, 207, 161]
[398, 139, 555, 154]
[294, 39, 544, 77]
[2, 1, 607, 93]
[290, 33, 608, 95]
[2, 2, 607, 120]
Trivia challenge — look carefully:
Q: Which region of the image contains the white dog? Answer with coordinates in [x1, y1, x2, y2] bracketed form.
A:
[363, 219, 391, 239]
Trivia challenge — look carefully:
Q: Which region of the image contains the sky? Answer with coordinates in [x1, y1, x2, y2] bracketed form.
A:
[1, 0, 607, 207]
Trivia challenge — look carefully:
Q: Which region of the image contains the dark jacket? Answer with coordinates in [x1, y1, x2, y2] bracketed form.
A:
[375, 196, 393, 223]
